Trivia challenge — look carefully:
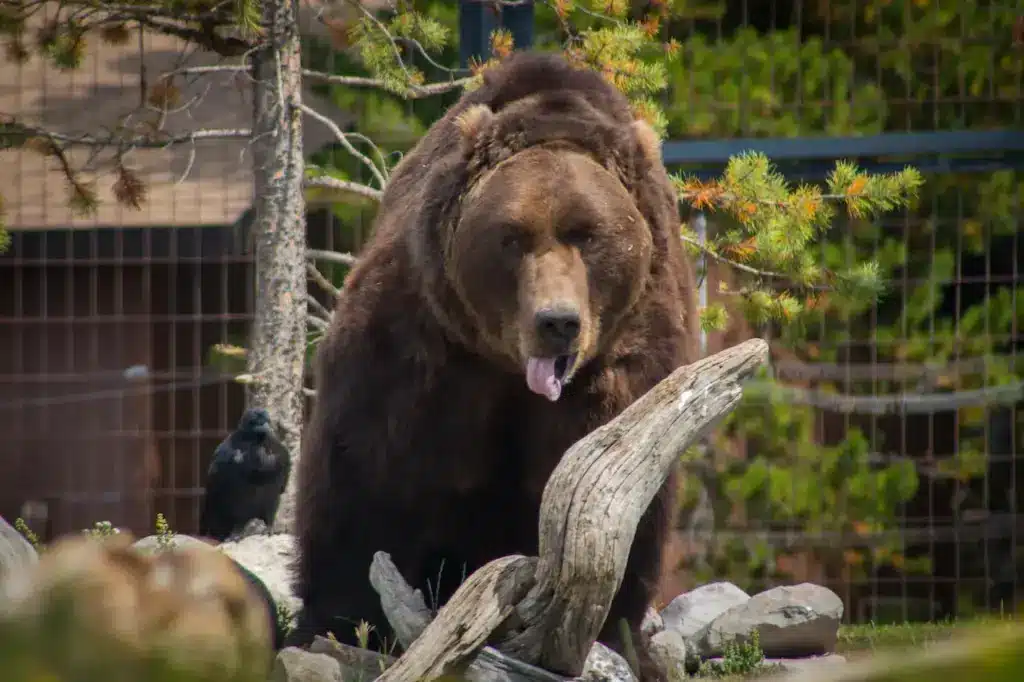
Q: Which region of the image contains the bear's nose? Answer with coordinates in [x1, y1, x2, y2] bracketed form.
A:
[534, 306, 581, 349]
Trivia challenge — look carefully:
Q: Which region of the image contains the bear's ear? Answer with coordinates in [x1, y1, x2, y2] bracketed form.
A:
[454, 104, 495, 153]
[629, 118, 664, 167]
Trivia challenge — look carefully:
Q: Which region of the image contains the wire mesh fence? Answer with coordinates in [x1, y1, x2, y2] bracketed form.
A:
[0, 0, 1019, 627]
[653, 0, 1023, 623]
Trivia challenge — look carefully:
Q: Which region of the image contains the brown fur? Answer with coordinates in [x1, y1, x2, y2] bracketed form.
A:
[289, 51, 699, 679]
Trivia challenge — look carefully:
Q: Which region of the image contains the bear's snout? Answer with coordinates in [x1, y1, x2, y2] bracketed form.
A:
[534, 304, 581, 354]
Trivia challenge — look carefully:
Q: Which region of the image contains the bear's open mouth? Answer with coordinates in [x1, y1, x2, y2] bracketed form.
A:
[525, 353, 577, 402]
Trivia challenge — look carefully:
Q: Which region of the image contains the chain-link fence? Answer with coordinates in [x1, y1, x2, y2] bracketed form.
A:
[651, 0, 1023, 623]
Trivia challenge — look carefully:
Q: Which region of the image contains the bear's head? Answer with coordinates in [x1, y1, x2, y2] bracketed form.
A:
[407, 57, 680, 402]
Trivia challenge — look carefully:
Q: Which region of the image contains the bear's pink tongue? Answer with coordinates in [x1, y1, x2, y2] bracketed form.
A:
[526, 357, 562, 402]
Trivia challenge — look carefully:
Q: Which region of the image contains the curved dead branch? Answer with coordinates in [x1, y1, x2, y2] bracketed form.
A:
[368, 338, 770, 682]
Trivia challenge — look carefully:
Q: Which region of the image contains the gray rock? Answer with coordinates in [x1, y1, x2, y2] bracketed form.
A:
[648, 629, 687, 680]
[641, 607, 664, 637]
[581, 642, 637, 682]
[228, 518, 270, 542]
[131, 533, 211, 556]
[132, 532, 303, 621]
[0, 515, 39, 586]
[660, 582, 750, 640]
[309, 635, 396, 679]
[273, 647, 343, 682]
[219, 532, 303, 618]
[694, 583, 844, 658]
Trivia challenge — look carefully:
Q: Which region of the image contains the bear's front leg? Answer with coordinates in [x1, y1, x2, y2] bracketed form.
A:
[288, 496, 433, 654]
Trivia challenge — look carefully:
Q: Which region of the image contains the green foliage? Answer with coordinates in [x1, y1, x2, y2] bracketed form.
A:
[666, 28, 888, 138]
[696, 629, 779, 678]
[155, 512, 177, 552]
[276, 603, 296, 641]
[675, 154, 922, 331]
[657, 1, 1023, 601]
[13, 517, 41, 552]
[83, 520, 120, 539]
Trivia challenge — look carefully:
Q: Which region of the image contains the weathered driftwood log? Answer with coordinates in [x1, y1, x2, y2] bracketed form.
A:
[369, 552, 567, 682]
[372, 339, 770, 682]
[368, 549, 434, 649]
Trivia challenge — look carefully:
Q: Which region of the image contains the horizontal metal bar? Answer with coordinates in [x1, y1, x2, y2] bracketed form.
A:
[662, 129, 1024, 166]
[674, 150, 1024, 182]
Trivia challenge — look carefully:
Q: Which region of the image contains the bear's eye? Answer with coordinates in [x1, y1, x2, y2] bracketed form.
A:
[499, 229, 525, 252]
[562, 228, 593, 249]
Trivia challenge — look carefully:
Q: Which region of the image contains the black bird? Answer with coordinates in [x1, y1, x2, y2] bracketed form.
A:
[199, 407, 292, 542]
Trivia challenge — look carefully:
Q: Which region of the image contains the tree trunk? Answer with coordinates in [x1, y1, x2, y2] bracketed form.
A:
[247, 0, 307, 533]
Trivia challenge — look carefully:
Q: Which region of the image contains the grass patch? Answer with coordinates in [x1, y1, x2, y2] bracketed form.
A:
[696, 630, 784, 680]
[837, 614, 1017, 655]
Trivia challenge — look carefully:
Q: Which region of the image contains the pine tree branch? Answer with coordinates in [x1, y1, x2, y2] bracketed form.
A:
[115, 16, 255, 57]
[1, 119, 252, 149]
[16, 0, 260, 57]
[679, 234, 786, 279]
[63, 2, 236, 24]
[166, 65, 471, 97]
[303, 175, 382, 202]
[303, 71, 473, 98]
[347, 0, 416, 85]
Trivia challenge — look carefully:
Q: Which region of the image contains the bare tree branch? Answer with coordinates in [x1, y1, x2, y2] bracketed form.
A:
[300, 103, 388, 188]
[307, 314, 330, 332]
[0, 119, 252, 149]
[116, 15, 255, 56]
[307, 248, 358, 267]
[307, 293, 333, 322]
[303, 175, 383, 202]
[306, 263, 341, 300]
[168, 64, 472, 98]
[302, 71, 473, 98]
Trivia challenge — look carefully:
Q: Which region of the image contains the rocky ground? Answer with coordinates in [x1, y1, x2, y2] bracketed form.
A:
[0, 517, 909, 682]
[181, 530, 851, 682]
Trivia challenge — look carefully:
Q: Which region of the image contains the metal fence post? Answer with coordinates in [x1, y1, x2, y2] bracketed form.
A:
[502, 1, 535, 51]
[458, 0, 497, 68]
[459, 0, 535, 69]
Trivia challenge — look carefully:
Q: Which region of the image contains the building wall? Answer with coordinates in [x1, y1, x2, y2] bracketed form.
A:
[0, 225, 252, 540]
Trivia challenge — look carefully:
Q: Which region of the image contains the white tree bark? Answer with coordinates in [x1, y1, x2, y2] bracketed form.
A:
[246, 0, 307, 533]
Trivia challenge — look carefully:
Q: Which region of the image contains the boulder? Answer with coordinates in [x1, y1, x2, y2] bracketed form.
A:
[693, 583, 844, 658]
[660, 581, 750, 640]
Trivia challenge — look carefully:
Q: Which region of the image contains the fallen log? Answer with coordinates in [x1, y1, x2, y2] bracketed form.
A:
[371, 339, 770, 682]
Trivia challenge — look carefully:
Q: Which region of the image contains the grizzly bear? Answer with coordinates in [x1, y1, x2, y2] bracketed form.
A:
[287, 50, 699, 679]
